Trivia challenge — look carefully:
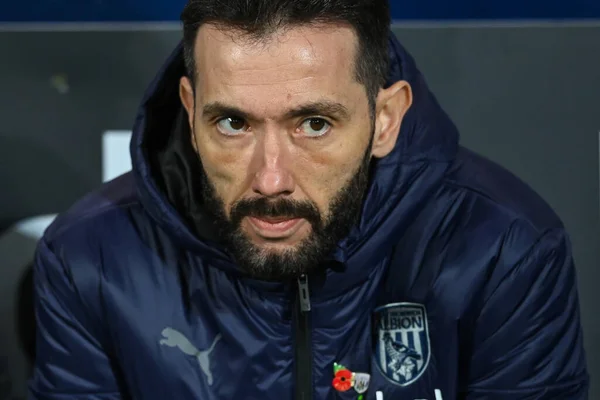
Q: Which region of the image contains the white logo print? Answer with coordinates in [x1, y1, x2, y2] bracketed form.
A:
[374, 303, 431, 386]
[160, 327, 222, 385]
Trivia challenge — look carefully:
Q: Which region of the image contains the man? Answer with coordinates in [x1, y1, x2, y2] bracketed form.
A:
[29, 0, 589, 399]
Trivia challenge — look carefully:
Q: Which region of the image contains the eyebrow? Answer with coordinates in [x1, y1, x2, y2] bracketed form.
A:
[201, 100, 351, 122]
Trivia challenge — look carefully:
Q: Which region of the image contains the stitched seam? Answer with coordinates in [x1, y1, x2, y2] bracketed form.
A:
[48, 201, 140, 240]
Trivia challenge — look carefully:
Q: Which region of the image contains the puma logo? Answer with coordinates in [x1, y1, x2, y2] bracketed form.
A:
[159, 327, 222, 385]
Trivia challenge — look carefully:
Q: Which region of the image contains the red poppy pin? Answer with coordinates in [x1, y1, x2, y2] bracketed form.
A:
[332, 362, 371, 399]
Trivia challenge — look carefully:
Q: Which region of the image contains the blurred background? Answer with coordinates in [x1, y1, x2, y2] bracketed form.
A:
[0, 0, 599, 398]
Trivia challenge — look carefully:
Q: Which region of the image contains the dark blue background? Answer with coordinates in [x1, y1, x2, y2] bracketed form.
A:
[1, 0, 600, 22]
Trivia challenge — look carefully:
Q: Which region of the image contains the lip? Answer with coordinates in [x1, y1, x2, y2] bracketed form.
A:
[247, 216, 304, 239]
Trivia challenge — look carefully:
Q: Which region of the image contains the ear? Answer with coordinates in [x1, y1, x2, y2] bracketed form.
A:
[371, 80, 413, 159]
[179, 76, 198, 151]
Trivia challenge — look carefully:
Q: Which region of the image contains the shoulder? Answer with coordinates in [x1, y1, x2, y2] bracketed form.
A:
[435, 147, 572, 287]
[38, 173, 152, 295]
[444, 147, 563, 233]
[44, 172, 141, 242]
[438, 147, 566, 254]
[386, 149, 575, 329]
[399, 148, 571, 302]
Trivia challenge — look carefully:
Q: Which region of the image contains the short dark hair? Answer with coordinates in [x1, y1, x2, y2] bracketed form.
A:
[180, 0, 391, 108]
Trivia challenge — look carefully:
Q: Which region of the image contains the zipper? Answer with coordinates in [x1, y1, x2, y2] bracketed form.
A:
[294, 274, 312, 400]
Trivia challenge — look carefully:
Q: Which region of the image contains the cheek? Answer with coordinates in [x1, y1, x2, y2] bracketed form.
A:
[295, 141, 366, 212]
[194, 132, 254, 202]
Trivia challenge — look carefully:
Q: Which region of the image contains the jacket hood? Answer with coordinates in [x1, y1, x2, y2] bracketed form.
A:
[130, 32, 459, 293]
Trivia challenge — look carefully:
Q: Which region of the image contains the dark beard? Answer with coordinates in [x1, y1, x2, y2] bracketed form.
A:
[199, 138, 373, 281]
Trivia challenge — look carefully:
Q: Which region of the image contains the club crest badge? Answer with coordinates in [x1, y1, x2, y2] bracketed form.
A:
[374, 303, 430, 386]
[353, 373, 370, 394]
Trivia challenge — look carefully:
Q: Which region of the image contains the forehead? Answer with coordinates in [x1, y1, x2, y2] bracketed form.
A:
[193, 24, 363, 112]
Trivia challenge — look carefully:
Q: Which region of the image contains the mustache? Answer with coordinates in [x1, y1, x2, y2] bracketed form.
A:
[230, 197, 321, 226]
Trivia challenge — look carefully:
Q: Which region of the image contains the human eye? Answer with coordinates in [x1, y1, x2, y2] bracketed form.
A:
[298, 117, 331, 138]
[216, 116, 249, 136]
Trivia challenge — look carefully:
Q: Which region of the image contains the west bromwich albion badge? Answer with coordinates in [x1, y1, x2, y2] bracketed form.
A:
[374, 303, 431, 386]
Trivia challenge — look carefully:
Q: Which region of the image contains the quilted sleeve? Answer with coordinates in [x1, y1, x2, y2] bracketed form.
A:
[465, 228, 589, 399]
[29, 238, 123, 400]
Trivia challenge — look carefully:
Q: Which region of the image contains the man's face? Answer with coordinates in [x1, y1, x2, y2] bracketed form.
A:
[180, 24, 401, 280]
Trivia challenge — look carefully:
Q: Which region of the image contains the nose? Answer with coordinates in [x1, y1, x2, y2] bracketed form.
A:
[251, 130, 295, 198]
